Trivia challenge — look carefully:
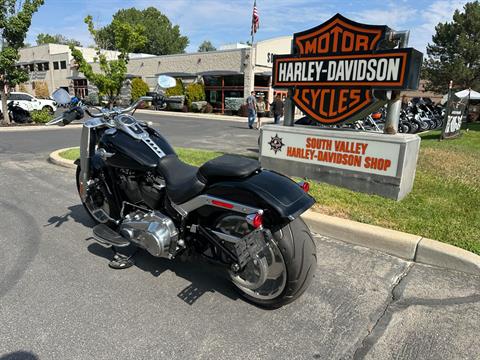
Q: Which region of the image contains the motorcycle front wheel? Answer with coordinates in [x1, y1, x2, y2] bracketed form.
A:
[76, 165, 116, 225]
[215, 215, 317, 308]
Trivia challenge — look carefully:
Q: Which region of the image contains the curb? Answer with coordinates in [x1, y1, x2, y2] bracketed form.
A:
[48, 148, 76, 169]
[47, 148, 480, 276]
[302, 210, 480, 276]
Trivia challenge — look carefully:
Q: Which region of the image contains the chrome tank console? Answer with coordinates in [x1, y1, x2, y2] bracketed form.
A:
[119, 211, 178, 257]
[116, 115, 166, 158]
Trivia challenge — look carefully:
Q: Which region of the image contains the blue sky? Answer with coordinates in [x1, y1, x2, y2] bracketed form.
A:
[26, 0, 470, 54]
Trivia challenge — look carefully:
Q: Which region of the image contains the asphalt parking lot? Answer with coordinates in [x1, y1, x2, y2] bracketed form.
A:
[0, 124, 479, 359]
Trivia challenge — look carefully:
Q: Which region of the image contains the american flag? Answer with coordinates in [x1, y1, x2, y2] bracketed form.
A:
[251, 1, 259, 36]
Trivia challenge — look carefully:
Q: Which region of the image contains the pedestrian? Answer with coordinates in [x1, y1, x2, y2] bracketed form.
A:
[271, 93, 284, 124]
[246, 91, 257, 129]
[256, 94, 266, 129]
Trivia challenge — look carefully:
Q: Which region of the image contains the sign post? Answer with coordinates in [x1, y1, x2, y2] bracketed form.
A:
[260, 14, 423, 200]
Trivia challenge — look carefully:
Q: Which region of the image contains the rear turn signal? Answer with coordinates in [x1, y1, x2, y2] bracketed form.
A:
[246, 212, 263, 229]
[299, 181, 310, 193]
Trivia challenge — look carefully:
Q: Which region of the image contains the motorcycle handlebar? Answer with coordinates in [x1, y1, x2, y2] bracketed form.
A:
[45, 96, 153, 126]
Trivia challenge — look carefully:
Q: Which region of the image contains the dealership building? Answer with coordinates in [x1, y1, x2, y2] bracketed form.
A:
[16, 37, 293, 112]
[16, 37, 439, 112]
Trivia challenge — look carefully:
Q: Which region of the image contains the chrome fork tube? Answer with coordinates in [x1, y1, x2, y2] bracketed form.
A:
[79, 125, 95, 201]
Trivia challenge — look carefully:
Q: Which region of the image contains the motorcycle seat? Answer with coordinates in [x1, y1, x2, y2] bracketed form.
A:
[198, 154, 261, 182]
[157, 155, 205, 204]
[157, 154, 261, 205]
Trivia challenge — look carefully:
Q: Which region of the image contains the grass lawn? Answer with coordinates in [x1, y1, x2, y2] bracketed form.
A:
[58, 125, 480, 255]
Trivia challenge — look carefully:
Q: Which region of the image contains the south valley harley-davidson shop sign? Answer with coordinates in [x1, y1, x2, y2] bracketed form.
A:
[272, 14, 423, 124]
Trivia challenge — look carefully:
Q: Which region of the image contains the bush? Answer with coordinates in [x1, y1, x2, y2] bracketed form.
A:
[31, 109, 53, 124]
[185, 83, 205, 106]
[239, 104, 249, 117]
[34, 81, 49, 99]
[165, 78, 184, 97]
[85, 92, 99, 106]
[131, 78, 150, 102]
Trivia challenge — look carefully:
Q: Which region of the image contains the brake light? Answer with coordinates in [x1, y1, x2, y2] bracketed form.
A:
[246, 212, 263, 229]
[299, 181, 310, 192]
[211, 199, 234, 209]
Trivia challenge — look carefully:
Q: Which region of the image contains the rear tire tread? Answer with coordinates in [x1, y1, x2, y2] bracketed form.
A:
[240, 217, 317, 309]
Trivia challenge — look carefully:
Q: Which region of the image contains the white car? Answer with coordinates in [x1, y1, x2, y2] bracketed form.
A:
[7, 92, 57, 114]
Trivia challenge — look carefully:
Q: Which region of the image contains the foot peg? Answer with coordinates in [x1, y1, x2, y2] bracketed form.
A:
[93, 224, 130, 247]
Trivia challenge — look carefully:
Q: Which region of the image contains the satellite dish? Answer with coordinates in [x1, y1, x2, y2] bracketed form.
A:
[51, 88, 71, 105]
[157, 75, 177, 89]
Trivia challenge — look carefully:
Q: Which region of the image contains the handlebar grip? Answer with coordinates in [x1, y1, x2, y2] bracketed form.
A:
[165, 98, 183, 104]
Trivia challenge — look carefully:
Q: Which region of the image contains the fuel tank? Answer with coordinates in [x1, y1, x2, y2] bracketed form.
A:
[99, 128, 175, 171]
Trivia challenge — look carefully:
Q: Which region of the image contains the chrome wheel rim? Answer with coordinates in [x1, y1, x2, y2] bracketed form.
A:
[216, 215, 287, 301]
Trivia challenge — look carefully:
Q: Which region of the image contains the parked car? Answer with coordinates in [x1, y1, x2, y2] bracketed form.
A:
[6, 92, 57, 114]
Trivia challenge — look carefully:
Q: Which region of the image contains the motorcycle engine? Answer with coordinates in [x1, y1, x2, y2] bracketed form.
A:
[119, 210, 178, 258]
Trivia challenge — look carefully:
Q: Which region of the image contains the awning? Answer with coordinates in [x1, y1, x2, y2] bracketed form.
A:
[196, 70, 242, 76]
[455, 89, 480, 100]
[255, 71, 272, 76]
[66, 75, 86, 80]
[155, 72, 196, 77]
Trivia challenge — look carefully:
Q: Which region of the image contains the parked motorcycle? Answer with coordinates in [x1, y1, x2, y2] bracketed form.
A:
[6, 101, 32, 123]
[46, 76, 317, 308]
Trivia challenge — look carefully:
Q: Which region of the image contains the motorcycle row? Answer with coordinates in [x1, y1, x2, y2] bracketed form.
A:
[297, 97, 445, 133]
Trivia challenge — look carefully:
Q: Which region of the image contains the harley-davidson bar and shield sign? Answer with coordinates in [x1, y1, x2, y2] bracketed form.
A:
[261, 14, 423, 201]
[272, 14, 423, 125]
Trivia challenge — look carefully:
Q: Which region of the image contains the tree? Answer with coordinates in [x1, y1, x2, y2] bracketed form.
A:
[198, 40, 216, 52]
[95, 7, 189, 55]
[0, 0, 44, 124]
[36, 33, 81, 47]
[70, 15, 146, 108]
[423, 1, 480, 93]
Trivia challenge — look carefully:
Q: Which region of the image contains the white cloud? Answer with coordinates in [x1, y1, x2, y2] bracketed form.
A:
[409, 0, 469, 53]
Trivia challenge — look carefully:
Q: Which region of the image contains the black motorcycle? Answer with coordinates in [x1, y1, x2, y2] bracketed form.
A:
[47, 77, 317, 308]
[6, 101, 32, 123]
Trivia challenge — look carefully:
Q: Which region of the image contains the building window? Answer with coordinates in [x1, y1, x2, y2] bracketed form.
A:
[38, 63, 43, 71]
[44, 62, 49, 71]
[29, 63, 34, 72]
[60, 60, 67, 69]
[53, 61, 59, 70]
[73, 79, 88, 99]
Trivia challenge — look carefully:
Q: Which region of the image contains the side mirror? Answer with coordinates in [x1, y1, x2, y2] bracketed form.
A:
[51, 88, 71, 105]
[157, 75, 176, 89]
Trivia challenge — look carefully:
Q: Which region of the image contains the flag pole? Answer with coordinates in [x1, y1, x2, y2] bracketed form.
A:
[250, 0, 257, 96]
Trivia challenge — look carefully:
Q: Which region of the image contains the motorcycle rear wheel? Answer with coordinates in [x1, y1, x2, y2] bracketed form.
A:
[215, 215, 317, 308]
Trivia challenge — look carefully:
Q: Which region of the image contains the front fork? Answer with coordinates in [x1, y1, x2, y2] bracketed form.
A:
[79, 125, 96, 202]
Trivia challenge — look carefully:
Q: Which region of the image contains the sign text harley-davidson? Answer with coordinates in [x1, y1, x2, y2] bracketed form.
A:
[272, 13, 422, 125]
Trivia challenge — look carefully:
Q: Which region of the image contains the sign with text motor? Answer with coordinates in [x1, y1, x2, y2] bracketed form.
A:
[272, 13, 423, 125]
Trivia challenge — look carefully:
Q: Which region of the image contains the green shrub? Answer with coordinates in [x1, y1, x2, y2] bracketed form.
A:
[31, 109, 53, 123]
[131, 78, 150, 101]
[185, 83, 205, 106]
[165, 78, 184, 97]
[85, 92, 99, 106]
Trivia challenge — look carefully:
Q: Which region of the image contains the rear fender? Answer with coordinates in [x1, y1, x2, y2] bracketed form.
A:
[203, 170, 315, 222]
